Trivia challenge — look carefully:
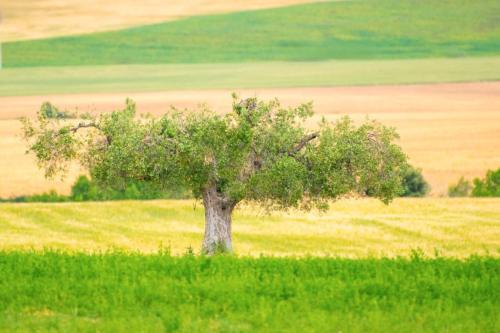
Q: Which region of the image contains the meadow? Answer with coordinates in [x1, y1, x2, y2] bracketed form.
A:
[0, 252, 498, 332]
[5, 0, 500, 67]
[1, 199, 499, 257]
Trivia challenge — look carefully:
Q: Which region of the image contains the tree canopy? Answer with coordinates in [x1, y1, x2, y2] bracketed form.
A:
[22, 95, 408, 253]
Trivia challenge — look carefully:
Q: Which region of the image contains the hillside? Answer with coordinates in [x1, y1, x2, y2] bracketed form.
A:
[1, 0, 318, 42]
[5, 0, 500, 67]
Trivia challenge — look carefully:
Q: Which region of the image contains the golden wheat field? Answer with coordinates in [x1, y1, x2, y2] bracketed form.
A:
[0, 198, 498, 257]
[1, 82, 499, 197]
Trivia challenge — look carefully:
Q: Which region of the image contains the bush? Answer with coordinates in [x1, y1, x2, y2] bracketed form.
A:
[70, 175, 189, 201]
[400, 166, 429, 197]
[39, 102, 75, 119]
[25, 190, 68, 203]
[448, 177, 472, 197]
[71, 175, 100, 201]
[472, 168, 500, 197]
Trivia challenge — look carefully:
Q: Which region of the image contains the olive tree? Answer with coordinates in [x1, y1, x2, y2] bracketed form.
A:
[22, 96, 407, 254]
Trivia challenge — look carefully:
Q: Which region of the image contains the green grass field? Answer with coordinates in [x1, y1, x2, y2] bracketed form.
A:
[0, 252, 498, 332]
[1, 199, 499, 257]
[5, 0, 500, 67]
[1, 57, 499, 96]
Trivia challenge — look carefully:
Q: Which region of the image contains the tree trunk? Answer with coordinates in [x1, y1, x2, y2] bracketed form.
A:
[201, 186, 234, 255]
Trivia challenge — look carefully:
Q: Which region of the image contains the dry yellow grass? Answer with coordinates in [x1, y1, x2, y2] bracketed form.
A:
[0, 198, 498, 257]
[1, 82, 499, 197]
[1, 0, 321, 42]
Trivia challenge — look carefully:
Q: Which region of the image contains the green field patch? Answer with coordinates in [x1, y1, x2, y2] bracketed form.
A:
[0, 252, 498, 332]
[4, 0, 500, 67]
[1, 57, 499, 97]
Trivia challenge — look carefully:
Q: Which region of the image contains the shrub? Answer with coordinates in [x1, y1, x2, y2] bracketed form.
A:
[448, 177, 472, 197]
[71, 175, 100, 201]
[472, 168, 500, 197]
[39, 102, 75, 119]
[400, 166, 429, 197]
[25, 189, 68, 202]
[69, 175, 190, 201]
[0, 176, 190, 203]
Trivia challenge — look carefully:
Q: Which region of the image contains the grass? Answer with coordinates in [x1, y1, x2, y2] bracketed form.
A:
[1, 57, 500, 96]
[0, 252, 498, 332]
[5, 0, 500, 67]
[0, 198, 499, 257]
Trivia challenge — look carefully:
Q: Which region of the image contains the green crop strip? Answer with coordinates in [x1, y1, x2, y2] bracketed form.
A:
[1, 57, 499, 96]
[0, 252, 498, 332]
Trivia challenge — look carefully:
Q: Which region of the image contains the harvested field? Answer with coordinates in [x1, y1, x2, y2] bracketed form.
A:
[1, 82, 499, 197]
[1, 0, 320, 42]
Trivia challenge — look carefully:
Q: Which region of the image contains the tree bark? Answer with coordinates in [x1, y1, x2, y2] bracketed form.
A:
[201, 186, 234, 255]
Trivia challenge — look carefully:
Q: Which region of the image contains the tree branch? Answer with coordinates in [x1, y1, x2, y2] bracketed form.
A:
[288, 132, 319, 156]
[69, 122, 101, 133]
[67, 122, 112, 145]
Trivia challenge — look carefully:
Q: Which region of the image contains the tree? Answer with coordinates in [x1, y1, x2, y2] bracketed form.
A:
[400, 165, 429, 197]
[22, 96, 408, 254]
[472, 168, 500, 197]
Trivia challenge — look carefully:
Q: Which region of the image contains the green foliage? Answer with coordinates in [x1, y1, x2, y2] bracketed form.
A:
[400, 165, 429, 197]
[0, 252, 498, 332]
[21, 190, 68, 203]
[448, 177, 472, 197]
[448, 169, 500, 197]
[70, 175, 189, 201]
[23, 96, 407, 210]
[39, 102, 75, 119]
[70, 175, 96, 201]
[472, 168, 500, 197]
[0, 175, 188, 203]
[5, 0, 500, 67]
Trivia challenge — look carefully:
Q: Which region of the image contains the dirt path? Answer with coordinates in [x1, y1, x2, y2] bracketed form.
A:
[1, 82, 499, 197]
